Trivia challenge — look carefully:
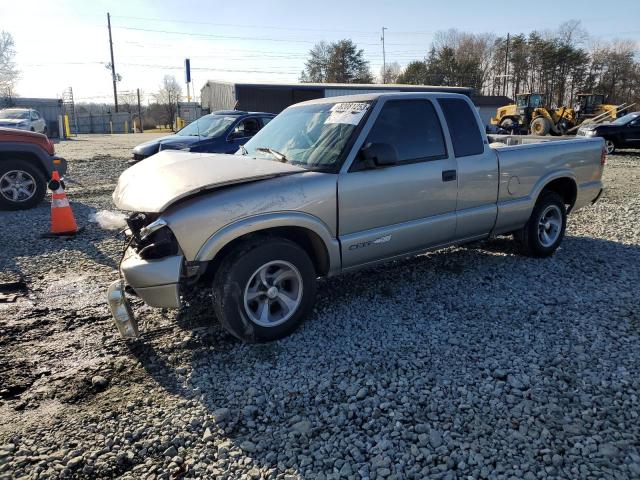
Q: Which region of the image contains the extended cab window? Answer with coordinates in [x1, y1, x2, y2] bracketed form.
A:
[234, 118, 260, 137]
[438, 98, 484, 157]
[360, 100, 446, 167]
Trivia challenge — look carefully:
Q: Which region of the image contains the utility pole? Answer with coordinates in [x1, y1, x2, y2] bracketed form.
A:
[503, 33, 510, 97]
[381, 27, 387, 83]
[107, 12, 118, 112]
[136, 88, 143, 133]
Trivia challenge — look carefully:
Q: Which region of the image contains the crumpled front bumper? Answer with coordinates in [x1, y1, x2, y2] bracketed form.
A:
[107, 248, 184, 338]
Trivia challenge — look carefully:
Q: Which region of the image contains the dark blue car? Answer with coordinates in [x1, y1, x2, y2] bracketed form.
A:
[131, 110, 275, 162]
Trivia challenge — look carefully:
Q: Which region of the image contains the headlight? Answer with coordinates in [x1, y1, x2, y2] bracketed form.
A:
[139, 218, 167, 241]
[137, 218, 179, 260]
[585, 130, 597, 136]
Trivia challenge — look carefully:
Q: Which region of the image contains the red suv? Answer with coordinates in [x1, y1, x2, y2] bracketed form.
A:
[0, 127, 67, 210]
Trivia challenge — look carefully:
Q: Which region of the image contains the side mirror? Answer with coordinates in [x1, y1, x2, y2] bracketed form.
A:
[360, 142, 399, 167]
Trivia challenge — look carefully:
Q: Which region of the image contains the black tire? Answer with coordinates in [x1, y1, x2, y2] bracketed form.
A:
[530, 117, 551, 136]
[43, 126, 48, 137]
[0, 160, 47, 210]
[212, 236, 317, 342]
[500, 118, 515, 129]
[515, 191, 567, 258]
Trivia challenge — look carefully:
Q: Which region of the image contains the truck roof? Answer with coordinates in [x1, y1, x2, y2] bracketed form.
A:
[291, 91, 471, 107]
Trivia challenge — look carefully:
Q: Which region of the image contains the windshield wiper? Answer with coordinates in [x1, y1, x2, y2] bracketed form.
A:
[256, 147, 288, 163]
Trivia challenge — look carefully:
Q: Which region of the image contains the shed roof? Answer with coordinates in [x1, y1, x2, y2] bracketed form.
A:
[203, 80, 473, 95]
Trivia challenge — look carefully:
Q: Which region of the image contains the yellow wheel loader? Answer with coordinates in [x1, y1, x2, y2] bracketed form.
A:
[490, 93, 576, 135]
[574, 93, 618, 124]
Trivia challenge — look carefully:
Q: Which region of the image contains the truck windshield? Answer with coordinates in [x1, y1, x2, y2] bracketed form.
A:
[177, 115, 236, 138]
[242, 101, 371, 171]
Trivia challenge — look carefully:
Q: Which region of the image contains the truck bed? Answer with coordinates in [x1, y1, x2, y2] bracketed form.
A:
[488, 133, 586, 147]
[487, 134, 604, 235]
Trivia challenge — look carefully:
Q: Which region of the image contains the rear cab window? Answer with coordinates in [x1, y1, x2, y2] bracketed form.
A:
[354, 99, 447, 170]
[437, 98, 484, 157]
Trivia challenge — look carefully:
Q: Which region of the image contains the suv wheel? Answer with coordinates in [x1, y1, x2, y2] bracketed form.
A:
[212, 236, 317, 342]
[0, 160, 47, 210]
[515, 191, 567, 257]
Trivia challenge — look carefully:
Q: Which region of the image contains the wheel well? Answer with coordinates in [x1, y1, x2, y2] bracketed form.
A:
[540, 177, 577, 212]
[0, 151, 48, 178]
[202, 226, 330, 282]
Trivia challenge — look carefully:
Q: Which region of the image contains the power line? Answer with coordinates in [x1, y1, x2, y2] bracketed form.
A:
[111, 15, 382, 35]
[113, 26, 425, 47]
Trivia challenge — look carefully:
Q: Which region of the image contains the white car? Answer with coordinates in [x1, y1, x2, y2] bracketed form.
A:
[0, 108, 47, 135]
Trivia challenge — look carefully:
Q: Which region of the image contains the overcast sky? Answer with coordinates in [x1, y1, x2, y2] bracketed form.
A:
[2, 0, 639, 103]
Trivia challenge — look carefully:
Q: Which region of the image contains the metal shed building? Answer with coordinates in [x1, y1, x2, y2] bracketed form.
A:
[471, 95, 513, 125]
[200, 81, 474, 114]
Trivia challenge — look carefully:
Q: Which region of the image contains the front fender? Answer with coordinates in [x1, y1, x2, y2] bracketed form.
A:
[0, 142, 63, 177]
[195, 211, 342, 275]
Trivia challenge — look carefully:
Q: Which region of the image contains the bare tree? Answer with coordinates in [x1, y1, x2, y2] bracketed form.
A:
[154, 75, 182, 130]
[379, 62, 402, 83]
[0, 31, 19, 98]
[117, 91, 138, 114]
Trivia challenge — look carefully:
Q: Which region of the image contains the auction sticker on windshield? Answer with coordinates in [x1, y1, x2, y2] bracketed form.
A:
[326, 102, 369, 125]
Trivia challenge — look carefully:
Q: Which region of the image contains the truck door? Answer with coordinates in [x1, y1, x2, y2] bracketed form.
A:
[338, 99, 458, 269]
[437, 98, 499, 239]
[621, 116, 640, 147]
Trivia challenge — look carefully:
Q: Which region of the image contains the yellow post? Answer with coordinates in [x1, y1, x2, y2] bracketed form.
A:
[124, 120, 128, 133]
[63, 115, 71, 138]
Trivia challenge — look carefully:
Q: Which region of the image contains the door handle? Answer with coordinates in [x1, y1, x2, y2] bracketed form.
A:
[442, 170, 457, 182]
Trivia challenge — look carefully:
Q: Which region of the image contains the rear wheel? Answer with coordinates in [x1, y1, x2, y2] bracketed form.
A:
[500, 118, 515, 130]
[604, 139, 616, 154]
[0, 160, 47, 210]
[515, 191, 566, 257]
[530, 117, 551, 136]
[212, 236, 317, 342]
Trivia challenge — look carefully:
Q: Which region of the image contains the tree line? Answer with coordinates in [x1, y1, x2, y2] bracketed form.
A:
[300, 21, 640, 107]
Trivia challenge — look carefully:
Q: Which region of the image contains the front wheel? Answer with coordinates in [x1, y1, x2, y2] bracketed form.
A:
[0, 160, 47, 210]
[515, 191, 567, 257]
[212, 236, 317, 342]
[604, 139, 616, 154]
[530, 117, 551, 136]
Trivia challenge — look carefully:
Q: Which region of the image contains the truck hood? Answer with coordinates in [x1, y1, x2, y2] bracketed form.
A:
[0, 118, 26, 126]
[113, 150, 306, 213]
[133, 134, 205, 155]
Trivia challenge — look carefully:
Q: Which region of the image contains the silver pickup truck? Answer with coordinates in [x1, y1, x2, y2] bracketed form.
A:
[107, 92, 605, 342]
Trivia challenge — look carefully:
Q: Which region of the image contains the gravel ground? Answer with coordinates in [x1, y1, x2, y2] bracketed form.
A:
[1, 134, 639, 479]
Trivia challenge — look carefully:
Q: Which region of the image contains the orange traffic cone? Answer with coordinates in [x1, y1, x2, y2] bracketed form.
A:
[49, 170, 78, 235]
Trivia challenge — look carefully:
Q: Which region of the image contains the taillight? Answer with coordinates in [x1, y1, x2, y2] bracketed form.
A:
[601, 145, 606, 166]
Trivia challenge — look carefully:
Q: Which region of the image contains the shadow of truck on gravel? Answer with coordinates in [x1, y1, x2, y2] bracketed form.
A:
[122, 233, 640, 478]
[0, 201, 120, 279]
